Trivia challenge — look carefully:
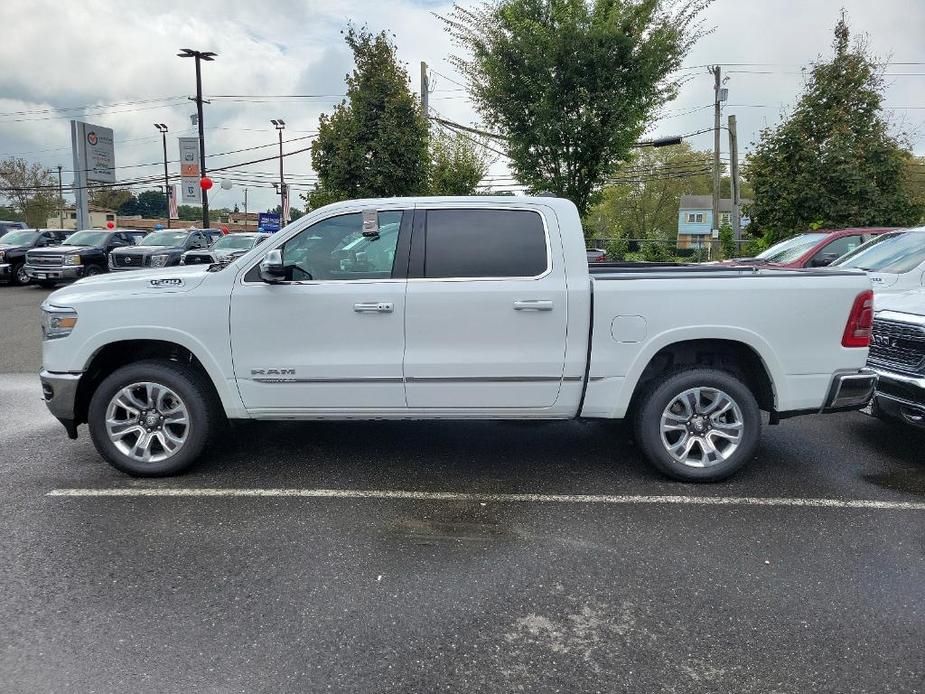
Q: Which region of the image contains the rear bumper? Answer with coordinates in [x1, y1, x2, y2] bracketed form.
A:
[822, 368, 878, 412]
[25, 264, 83, 280]
[39, 370, 82, 438]
[868, 367, 925, 428]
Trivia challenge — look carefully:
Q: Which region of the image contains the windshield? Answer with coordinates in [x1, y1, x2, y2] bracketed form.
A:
[0, 230, 39, 246]
[139, 231, 190, 247]
[755, 233, 827, 263]
[832, 231, 925, 273]
[62, 230, 110, 247]
[211, 234, 257, 250]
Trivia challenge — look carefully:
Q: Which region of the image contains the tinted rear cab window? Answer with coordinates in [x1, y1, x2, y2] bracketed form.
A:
[424, 209, 547, 278]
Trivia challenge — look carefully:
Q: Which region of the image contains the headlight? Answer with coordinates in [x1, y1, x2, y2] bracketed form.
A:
[41, 307, 78, 341]
[0, 251, 5, 262]
[179, 256, 186, 265]
[64, 255, 81, 266]
[150, 254, 170, 267]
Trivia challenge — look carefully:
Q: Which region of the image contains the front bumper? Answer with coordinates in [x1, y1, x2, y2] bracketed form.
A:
[39, 370, 81, 439]
[25, 264, 84, 281]
[822, 368, 877, 412]
[868, 367, 925, 428]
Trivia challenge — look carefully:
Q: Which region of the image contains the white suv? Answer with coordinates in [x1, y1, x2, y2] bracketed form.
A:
[832, 227, 925, 295]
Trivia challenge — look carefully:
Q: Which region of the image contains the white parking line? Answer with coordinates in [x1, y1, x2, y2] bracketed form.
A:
[44, 488, 925, 510]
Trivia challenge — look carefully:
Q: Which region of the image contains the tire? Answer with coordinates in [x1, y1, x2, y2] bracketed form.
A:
[88, 359, 220, 476]
[84, 265, 103, 277]
[10, 262, 29, 286]
[633, 368, 761, 482]
[38, 281, 58, 289]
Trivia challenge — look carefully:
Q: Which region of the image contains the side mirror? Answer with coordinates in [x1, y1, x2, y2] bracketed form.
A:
[258, 249, 286, 283]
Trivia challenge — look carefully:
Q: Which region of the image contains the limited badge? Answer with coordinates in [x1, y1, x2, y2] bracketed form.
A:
[149, 278, 184, 288]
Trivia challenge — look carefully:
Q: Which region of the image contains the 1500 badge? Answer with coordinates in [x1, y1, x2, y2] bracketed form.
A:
[149, 278, 184, 288]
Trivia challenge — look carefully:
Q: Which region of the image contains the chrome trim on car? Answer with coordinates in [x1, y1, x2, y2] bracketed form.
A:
[250, 375, 583, 384]
[822, 369, 877, 410]
[39, 370, 81, 420]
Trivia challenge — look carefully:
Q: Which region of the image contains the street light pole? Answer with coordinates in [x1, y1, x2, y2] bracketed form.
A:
[56, 165, 63, 227]
[178, 48, 216, 229]
[154, 123, 170, 229]
[271, 119, 286, 223]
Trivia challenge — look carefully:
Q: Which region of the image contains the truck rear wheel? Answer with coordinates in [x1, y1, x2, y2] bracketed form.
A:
[633, 368, 761, 482]
[88, 359, 218, 476]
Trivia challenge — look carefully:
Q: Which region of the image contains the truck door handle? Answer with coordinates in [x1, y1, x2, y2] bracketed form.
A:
[513, 300, 553, 311]
[354, 302, 394, 313]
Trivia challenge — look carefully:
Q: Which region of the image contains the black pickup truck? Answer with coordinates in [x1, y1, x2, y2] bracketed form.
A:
[108, 228, 221, 271]
[0, 229, 72, 285]
[25, 229, 147, 287]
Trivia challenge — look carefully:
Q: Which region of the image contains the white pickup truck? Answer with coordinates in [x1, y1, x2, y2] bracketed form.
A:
[40, 196, 877, 481]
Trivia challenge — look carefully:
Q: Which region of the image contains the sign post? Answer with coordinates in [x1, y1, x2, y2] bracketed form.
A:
[70, 120, 115, 230]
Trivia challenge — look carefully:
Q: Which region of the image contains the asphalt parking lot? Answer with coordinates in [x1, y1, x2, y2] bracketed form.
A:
[1, 283, 924, 692]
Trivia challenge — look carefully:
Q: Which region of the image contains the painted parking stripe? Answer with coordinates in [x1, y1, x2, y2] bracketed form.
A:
[45, 488, 925, 510]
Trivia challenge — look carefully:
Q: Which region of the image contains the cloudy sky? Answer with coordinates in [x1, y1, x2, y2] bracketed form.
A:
[0, 0, 923, 213]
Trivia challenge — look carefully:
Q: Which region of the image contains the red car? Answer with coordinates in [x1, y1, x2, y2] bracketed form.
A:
[730, 228, 898, 268]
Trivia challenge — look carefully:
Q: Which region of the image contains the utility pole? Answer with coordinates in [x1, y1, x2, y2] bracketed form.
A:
[178, 48, 216, 229]
[56, 165, 63, 227]
[711, 65, 722, 243]
[154, 123, 170, 228]
[728, 114, 741, 244]
[420, 61, 429, 114]
[243, 188, 248, 231]
[271, 119, 286, 223]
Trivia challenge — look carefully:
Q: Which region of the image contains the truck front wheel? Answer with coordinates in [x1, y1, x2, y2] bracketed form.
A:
[88, 359, 218, 476]
[633, 368, 761, 482]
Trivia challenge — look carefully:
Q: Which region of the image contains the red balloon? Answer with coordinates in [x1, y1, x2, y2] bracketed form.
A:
[106, 221, 115, 229]
[199, 176, 213, 190]
[221, 225, 229, 234]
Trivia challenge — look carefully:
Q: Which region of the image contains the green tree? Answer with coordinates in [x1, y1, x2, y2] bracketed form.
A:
[745, 14, 922, 240]
[585, 143, 713, 240]
[306, 27, 430, 209]
[0, 157, 58, 226]
[88, 187, 133, 212]
[429, 129, 493, 195]
[442, 0, 712, 216]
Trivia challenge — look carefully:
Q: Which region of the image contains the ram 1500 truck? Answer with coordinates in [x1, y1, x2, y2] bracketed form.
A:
[39, 196, 877, 481]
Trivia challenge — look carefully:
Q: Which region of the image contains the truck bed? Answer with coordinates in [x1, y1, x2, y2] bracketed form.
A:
[588, 262, 864, 279]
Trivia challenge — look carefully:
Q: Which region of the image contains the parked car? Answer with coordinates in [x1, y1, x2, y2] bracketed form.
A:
[25, 229, 146, 287]
[40, 196, 875, 482]
[865, 288, 925, 428]
[830, 227, 925, 295]
[108, 229, 216, 271]
[586, 248, 607, 263]
[0, 220, 27, 239]
[0, 229, 71, 285]
[728, 228, 896, 269]
[180, 232, 270, 266]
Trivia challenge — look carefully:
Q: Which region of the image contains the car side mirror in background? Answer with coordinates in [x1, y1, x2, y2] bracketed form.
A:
[812, 252, 839, 267]
[258, 249, 286, 283]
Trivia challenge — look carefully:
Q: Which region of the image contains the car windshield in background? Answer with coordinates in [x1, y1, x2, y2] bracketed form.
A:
[139, 231, 189, 247]
[832, 231, 925, 273]
[755, 233, 827, 263]
[211, 234, 257, 250]
[62, 231, 109, 247]
[0, 230, 39, 246]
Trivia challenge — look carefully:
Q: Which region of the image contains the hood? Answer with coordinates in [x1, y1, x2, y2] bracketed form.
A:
[29, 244, 92, 254]
[111, 245, 182, 254]
[0, 243, 29, 252]
[46, 264, 210, 306]
[875, 288, 925, 319]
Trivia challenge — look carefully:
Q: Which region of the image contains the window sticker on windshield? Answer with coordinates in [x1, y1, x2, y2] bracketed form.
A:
[362, 209, 379, 237]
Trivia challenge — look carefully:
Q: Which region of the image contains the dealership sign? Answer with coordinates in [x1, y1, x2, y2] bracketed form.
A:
[179, 137, 201, 204]
[73, 121, 115, 184]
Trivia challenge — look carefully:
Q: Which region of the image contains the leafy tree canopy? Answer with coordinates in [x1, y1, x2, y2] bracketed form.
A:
[0, 157, 57, 226]
[429, 129, 494, 195]
[307, 27, 430, 209]
[442, 0, 712, 216]
[745, 14, 922, 239]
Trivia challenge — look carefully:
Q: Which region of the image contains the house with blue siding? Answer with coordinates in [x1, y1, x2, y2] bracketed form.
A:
[677, 195, 751, 248]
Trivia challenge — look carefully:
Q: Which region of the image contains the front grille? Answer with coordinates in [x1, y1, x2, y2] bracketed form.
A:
[27, 253, 63, 266]
[114, 253, 145, 268]
[184, 253, 213, 265]
[868, 319, 925, 374]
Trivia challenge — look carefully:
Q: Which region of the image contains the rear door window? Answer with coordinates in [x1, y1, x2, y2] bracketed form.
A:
[422, 209, 548, 279]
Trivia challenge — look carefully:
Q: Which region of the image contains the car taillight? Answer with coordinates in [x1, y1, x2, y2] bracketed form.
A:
[842, 289, 874, 348]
